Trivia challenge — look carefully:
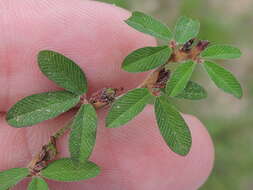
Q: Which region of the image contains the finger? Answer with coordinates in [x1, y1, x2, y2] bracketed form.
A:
[9, 106, 214, 190]
[0, 0, 156, 112]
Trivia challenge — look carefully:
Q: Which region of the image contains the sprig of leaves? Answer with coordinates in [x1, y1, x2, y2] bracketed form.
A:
[7, 50, 89, 128]
[116, 11, 242, 155]
[2, 11, 243, 189]
[3, 49, 101, 189]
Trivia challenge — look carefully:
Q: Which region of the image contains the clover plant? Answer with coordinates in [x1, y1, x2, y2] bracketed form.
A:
[0, 12, 242, 190]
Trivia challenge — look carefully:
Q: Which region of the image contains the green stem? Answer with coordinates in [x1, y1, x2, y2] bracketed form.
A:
[53, 119, 73, 139]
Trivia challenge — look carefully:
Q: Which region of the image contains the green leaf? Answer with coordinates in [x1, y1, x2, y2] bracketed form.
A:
[166, 61, 196, 97]
[201, 44, 242, 59]
[125, 11, 173, 41]
[175, 81, 207, 100]
[41, 158, 100, 182]
[28, 177, 49, 190]
[122, 46, 171, 72]
[203, 61, 243, 98]
[106, 88, 152, 128]
[154, 96, 192, 156]
[96, 0, 129, 8]
[6, 91, 80, 127]
[69, 104, 98, 163]
[174, 16, 200, 44]
[38, 50, 87, 95]
[0, 168, 29, 190]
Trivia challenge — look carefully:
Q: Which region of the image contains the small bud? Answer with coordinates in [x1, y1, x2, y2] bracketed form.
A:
[27, 137, 58, 176]
[89, 88, 122, 108]
[196, 40, 210, 51]
[153, 68, 170, 90]
[181, 38, 195, 52]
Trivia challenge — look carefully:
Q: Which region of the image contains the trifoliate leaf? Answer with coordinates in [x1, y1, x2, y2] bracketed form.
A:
[166, 61, 196, 97]
[154, 96, 192, 156]
[0, 168, 29, 190]
[122, 46, 171, 72]
[6, 91, 80, 127]
[175, 81, 207, 100]
[96, 0, 129, 8]
[201, 44, 242, 59]
[28, 177, 49, 190]
[106, 88, 152, 128]
[69, 104, 98, 163]
[41, 158, 100, 182]
[174, 16, 200, 44]
[125, 11, 173, 41]
[203, 61, 243, 99]
[38, 50, 87, 95]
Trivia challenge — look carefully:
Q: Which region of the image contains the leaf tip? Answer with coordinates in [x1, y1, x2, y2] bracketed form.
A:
[237, 49, 243, 58]
[37, 50, 52, 60]
[177, 148, 191, 156]
[5, 113, 21, 128]
[235, 91, 243, 99]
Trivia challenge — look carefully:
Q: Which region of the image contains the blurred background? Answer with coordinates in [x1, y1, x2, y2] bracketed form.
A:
[97, 0, 253, 189]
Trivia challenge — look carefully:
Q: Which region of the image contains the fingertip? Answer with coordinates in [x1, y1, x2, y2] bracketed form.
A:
[183, 114, 215, 161]
[182, 114, 215, 189]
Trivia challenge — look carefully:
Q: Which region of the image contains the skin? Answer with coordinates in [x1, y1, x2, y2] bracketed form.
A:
[0, 0, 214, 189]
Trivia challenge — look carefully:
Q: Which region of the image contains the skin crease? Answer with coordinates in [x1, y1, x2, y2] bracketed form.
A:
[0, 0, 214, 190]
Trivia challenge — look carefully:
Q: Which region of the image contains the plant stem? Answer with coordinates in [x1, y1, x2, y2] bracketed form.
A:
[53, 119, 73, 139]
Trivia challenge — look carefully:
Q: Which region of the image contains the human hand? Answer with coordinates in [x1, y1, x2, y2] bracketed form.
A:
[0, 1, 214, 189]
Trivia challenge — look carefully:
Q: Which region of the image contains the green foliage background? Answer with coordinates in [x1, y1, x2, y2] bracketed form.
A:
[97, 0, 253, 189]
